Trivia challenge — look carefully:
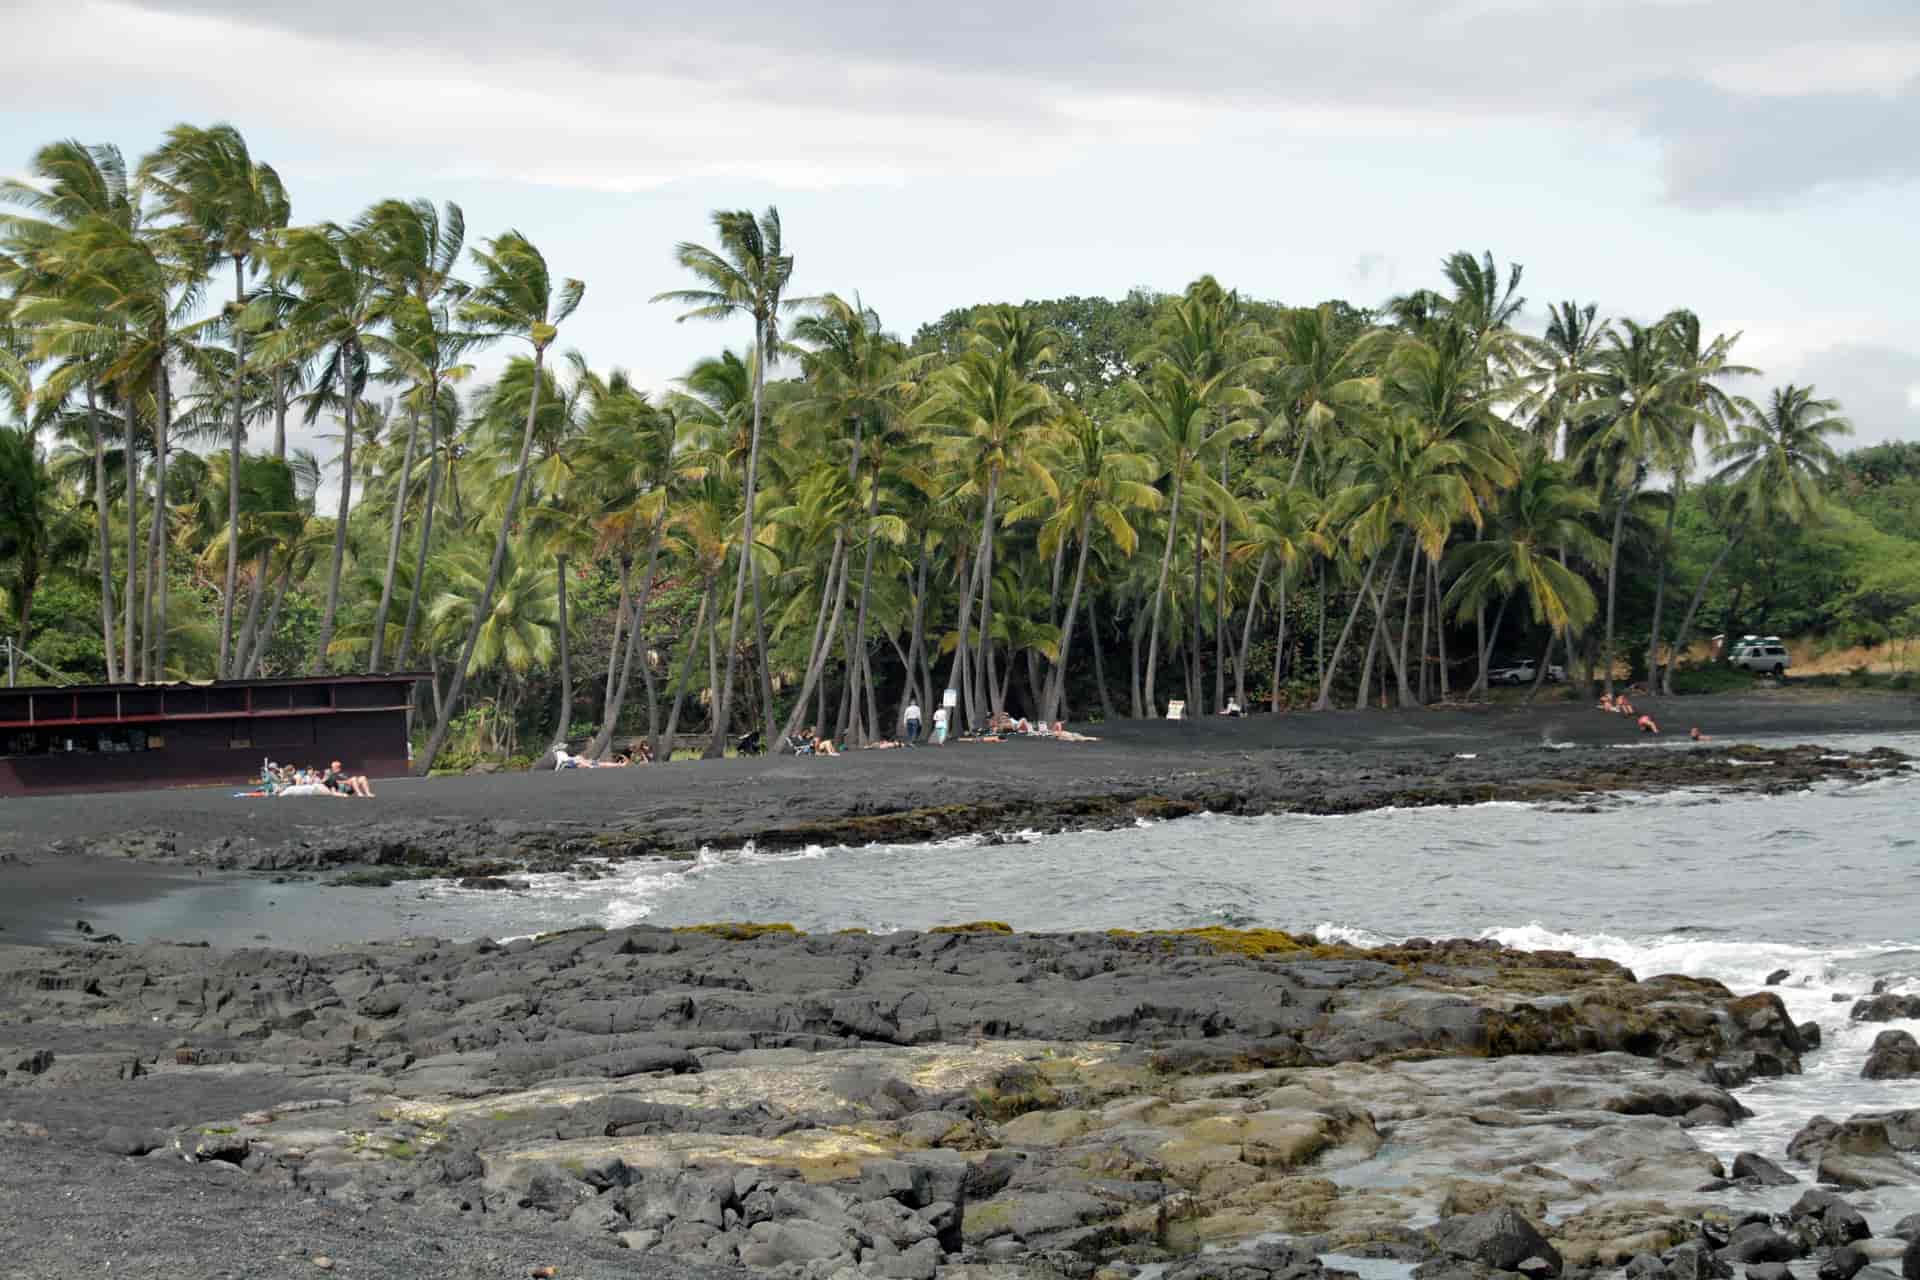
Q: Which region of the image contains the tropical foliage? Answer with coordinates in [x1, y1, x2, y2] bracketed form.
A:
[2, 122, 1909, 772]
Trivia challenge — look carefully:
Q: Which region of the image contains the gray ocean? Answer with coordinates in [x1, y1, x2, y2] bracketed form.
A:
[82, 731, 1920, 1183]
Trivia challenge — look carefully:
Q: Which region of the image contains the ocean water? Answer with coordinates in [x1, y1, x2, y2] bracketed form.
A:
[79, 732, 1920, 1194]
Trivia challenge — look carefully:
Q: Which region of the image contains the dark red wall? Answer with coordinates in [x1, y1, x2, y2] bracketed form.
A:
[0, 709, 408, 797]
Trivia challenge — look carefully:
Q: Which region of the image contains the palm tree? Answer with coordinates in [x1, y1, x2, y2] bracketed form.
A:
[356, 198, 466, 672]
[1515, 300, 1610, 459]
[417, 231, 582, 774]
[426, 535, 557, 757]
[1571, 318, 1712, 696]
[1441, 454, 1604, 682]
[653, 207, 807, 753]
[262, 221, 392, 671]
[140, 123, 288, 677]
[922, 312, 1059, 725]
[1643, 310, 1755, 688]
[1011, 405, 1158, 721]
[1664, 385, 1851, 690]
[1233, 481, 1326, 711]
[0, 425, 87, 655]
[1, 139, 137, 679]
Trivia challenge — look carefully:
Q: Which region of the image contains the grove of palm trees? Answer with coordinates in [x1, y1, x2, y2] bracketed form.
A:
[6, 124, 1917, 775]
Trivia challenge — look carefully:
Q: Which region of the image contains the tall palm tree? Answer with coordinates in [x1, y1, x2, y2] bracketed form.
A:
[922, 314, 1058, 725]
[140, 123, 288, 677]
[653, 207, 807, 753]
[357, 197, 467, 672]
[1664, 385, 1851, 690]
[1643, 310, 1755, 688]
[1232, 481, 1326, 711]
[1, 140, 137, 679]
[417, 231, 581, 774]
[1515, 300, 1610, 459]
[1571, 318, 1712, 696]
[0, 424, 88, 654]
[1013, 405, 1159, 721]
[262, 221, 392, 671]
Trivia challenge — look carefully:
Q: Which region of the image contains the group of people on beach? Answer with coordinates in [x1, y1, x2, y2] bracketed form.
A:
[1597, 691, 1709, 741]
[553, 742, 648, 769]
[242, 759, 374, 798]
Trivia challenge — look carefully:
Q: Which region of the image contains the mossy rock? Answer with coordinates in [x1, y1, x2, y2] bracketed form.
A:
[928, 921, 1014, 935]
[1106, 927, 1312, 958]
[673, 922, 802, 942]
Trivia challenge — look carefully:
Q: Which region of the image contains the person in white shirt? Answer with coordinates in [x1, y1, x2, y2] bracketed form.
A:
[904, 699, 923, 745]
[932, 705, 949, 745]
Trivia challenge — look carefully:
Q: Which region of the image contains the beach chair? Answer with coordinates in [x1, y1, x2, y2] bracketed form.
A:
[1165, 700, 1186, 720]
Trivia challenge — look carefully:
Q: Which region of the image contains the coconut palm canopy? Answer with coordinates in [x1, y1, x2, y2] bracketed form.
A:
[2, 121, 1912, 770]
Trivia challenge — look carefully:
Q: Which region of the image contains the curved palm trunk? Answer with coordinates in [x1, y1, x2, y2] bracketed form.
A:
[313, 348, 357, 674]
[1526, 627, 1558, 703]
[1044, 509, 1095, 722]
[1313, 549, 1383, 711]
[244, 556, 295, 678]
[1645, 483, 1680, 687]
[418, 346, 548, 774]
[122, 384, 138, 680]
[1142, 469, 1185, 716]
[707, 339, 770, 757]
[844, 484, 883, 744]
[1234, 551, 1269, 711]
[1086, 595, 1116, 720]
[657, 578, 715, 763]
[550, 553, 572, 745]
[1268, 572, 1289, 712]
[219, 258, 246, 678]
[972, 473, 1002, 725]
[781, 538, 849, 742]
[1215, 450, 1229, 714]
[232, 548, 271, 679]
[87, 382, 118, 683]
[368, 401, 422, 672]
[397, 397, 443, 665]
[601, 554, 632, 721]
[1600, 484, 1636, 698]
[146, 362, 172, 680]
[1189, 506, 1205, 710]
[1663, 527, 1744, 695]
[591, 525, 667, 758]
[945, 544, 973, 728]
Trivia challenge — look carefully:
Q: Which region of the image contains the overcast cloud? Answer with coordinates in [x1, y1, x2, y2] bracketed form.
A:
[4, 0, 1915, 494]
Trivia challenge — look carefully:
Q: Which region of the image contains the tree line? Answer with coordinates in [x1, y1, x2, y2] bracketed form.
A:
[1, 123, 1886, 773]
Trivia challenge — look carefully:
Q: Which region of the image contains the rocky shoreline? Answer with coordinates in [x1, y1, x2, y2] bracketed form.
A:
[5, 923, 1920, 1279]
[20, 742, 1915, 889]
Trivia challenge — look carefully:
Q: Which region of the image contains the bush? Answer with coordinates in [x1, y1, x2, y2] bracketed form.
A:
[1668, 664, 1756, 695]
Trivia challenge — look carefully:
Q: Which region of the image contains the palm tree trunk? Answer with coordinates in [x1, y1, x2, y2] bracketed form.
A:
[1601, 484, 1636, 698]
[1143, 469, 1185, 715]
[972, 473, 1002, 724]
[1269, 572, 1289, 712]
[398, 394, 443, 666]
[1355, 610, 1381, 711]
[232, 548, 271, 679]
[1314, 549, 1383, 711]
[1215, 450, 1228, 715]
[1189, 506, 1206, 711]
[1315, 563, 1326, 687]
[551, 553, 572, 746]
[782, 539, 850, 742]
[1663, 527, 1745, 695]
[419, 344, 549, 774]
[1433, 559, 1452, 700]
[657, 577, 715, 762]
[86, 382, 118, 683]
[219, 258, 246, 678]
[1087, 594, 1116, 721]
[1477, 593, 1515, 684]
[244, 557, 295, 678]
[708, 335, 770, 757]
[1645, 483, 1680, 687]
[602, 554, 631, 720]
[1395, 537, 1420, 706]
[368, 401, 422, 672]
[590, 525, 666, 755]
[313, 350, 357, 674]
[845, 485, 883, 745]
[122, 385, 138, 680]
[1235, 550, 1269, 711]
[945, 543, 973, 728]
[1526, 627, 1558, 703]
[1129, 606, 1146, 717]
[144, 362, 172, 681]
[1046, 509, 1095, 722]
[1417, 557, 1433, 703]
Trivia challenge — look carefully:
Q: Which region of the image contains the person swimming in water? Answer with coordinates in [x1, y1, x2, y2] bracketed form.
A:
[1689, 726, 1709, 741]
[1637, 714, 1660, 735]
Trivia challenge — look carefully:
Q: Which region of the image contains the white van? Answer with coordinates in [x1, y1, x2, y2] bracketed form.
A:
[1727, 635, 1791, 675]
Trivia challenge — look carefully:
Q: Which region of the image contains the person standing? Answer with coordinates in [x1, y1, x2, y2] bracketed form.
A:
[932, 705, 949, 745]
[904, 697, 923, 746]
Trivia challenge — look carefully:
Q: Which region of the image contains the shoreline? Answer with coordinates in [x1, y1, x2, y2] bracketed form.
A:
[0, 689, 1914, 946]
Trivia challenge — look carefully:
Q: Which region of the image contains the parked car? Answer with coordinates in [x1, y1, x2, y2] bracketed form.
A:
[1726, 635, 1791, 675]
[1487, 659, 1566, 686]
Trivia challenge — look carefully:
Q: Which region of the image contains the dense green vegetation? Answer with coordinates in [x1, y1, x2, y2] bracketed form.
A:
[2, 125, 1914, 770]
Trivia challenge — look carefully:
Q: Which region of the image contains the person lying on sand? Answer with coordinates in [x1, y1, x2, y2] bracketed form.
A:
[1597, 693, 1616, 712]
[1637, 714, 1660, 735]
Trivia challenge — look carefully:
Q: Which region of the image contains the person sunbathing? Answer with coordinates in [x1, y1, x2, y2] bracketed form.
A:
[325, 761, 375, 797]
[1637, 714, 1660, 735]
[1597, 693, 1616, 712]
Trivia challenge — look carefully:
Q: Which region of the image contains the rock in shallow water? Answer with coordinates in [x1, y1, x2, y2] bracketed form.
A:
[1862, 1031, 1920, 1080]
[1426, 1206, 1563, 1276]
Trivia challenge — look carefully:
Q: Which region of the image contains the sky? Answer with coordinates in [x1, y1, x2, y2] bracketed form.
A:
[6, 0, 1919, 491]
